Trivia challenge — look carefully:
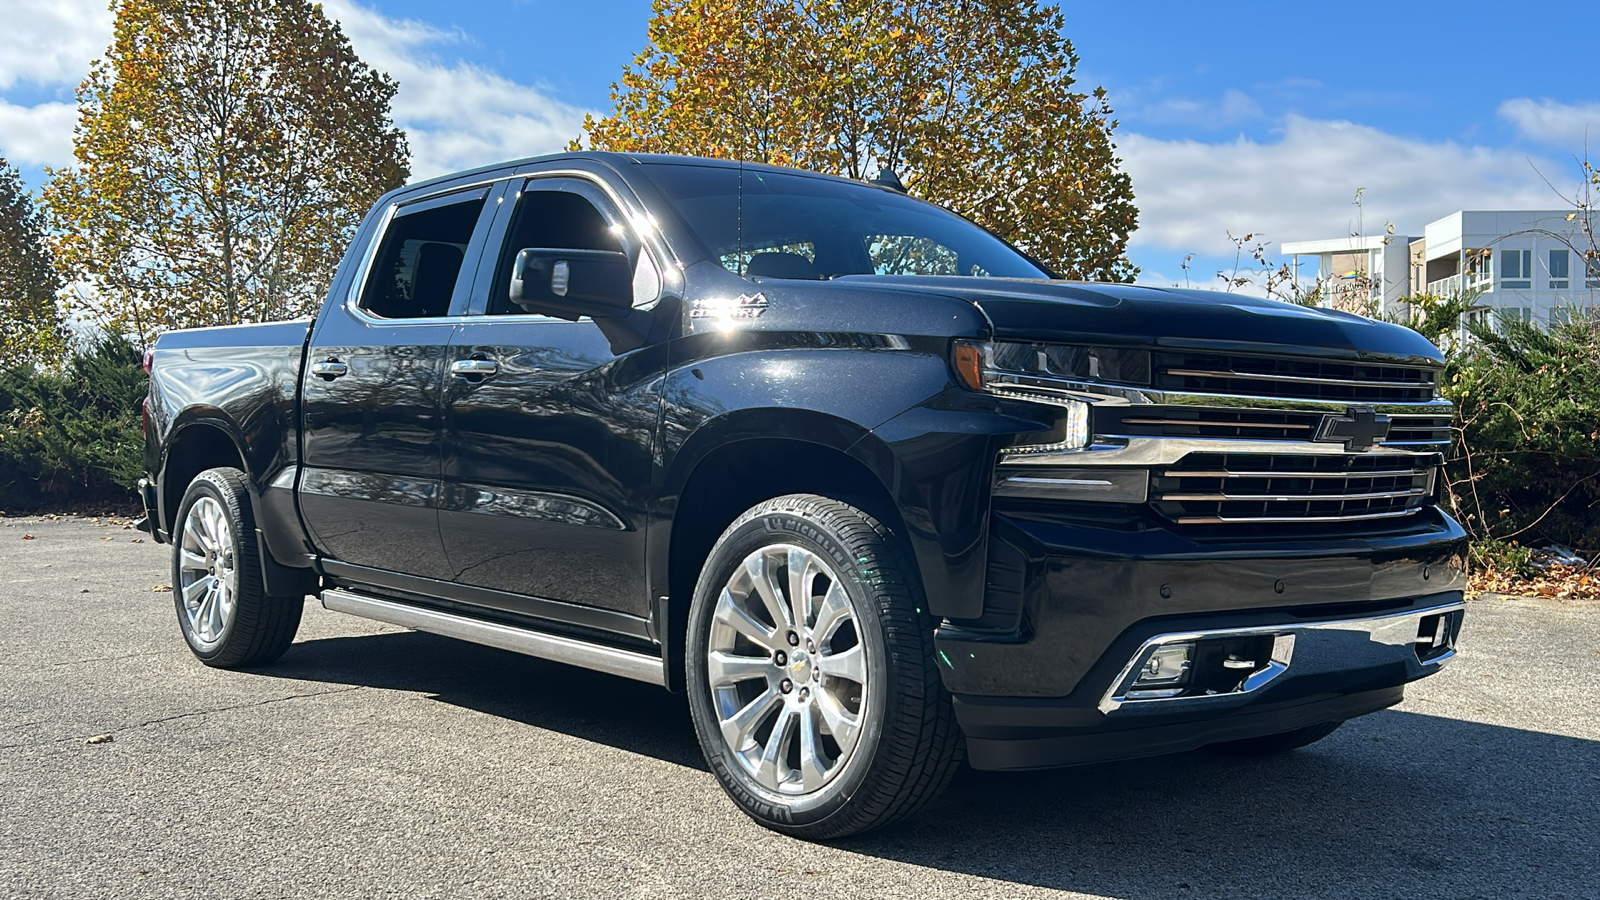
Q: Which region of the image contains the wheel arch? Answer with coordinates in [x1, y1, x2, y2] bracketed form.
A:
[157, 416, 249, 538]
[660, 425, 908, 692]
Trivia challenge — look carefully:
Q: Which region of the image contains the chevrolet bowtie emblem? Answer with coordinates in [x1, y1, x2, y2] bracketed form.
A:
[1316, 406, 1392, 452]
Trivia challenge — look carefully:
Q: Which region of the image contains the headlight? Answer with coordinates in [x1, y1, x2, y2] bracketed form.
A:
[952, 340, 1151, 454]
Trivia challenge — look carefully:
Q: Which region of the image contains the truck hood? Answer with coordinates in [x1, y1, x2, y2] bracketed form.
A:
[834, 276, 1445, 366]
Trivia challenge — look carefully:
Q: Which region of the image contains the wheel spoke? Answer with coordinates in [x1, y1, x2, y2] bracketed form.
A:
[182, 574, 214, 605]
[746, 551, 791, 630]
[818, 643, 865, 685]
[706, 650, 773, 688]
[719, 687, 781, 752]
[756, 706, 797, 788]
[206, 583, 225, 637]
[812, 582, 850, 645]
[714, 589, 779, 652]
[179, 548, 208, 571]
[797, 705, 829, 791]
[786, 547, 817, 630]
[816, 688, 861, 753]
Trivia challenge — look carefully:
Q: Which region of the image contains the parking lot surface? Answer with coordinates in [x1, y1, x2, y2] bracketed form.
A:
[2, 515, 1597, 899]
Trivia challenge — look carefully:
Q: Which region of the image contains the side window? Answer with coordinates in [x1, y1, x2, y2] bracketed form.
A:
[490, 189, 626, 315]
[358, 192, 486, 319]
[865, 234, 982, 276]
[721, 241, 818, 279]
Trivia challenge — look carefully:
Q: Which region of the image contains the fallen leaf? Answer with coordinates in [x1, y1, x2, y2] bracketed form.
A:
[152, 584, 172, 592]
[130, 538, 144, 543]
[84, 734, 113, 745]
[21, 534, 34, 540]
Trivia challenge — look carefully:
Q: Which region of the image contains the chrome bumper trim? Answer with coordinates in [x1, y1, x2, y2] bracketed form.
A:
[1098, 601, 1465, 715]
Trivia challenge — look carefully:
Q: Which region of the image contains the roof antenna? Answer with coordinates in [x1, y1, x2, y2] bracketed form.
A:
[868, 168, 907, 194]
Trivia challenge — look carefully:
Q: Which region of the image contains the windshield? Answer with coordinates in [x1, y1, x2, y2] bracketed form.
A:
[640, 162, 1051, 280]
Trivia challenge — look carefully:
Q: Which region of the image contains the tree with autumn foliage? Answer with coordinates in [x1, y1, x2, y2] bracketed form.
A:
[45, 0, 410, 346]
[0, 154, 67, 368]
[578, 0, 1139, 281]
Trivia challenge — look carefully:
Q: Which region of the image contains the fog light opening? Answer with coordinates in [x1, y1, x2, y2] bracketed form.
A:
[1127, 642, 1193, 698]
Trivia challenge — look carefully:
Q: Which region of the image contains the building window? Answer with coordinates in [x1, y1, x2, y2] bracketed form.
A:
[1495, 306, 1532, 329]
[1548, 249, 1569, 289]
[1588, 254, 1600, 289]
[1500, 249, 1531, 289]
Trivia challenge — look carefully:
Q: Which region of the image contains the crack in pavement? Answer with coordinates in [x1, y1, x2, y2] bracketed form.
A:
[0, 685, 367, 751]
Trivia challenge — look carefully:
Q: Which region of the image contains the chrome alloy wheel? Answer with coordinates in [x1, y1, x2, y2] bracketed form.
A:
[178, 496, 238, 647]
[707, 543, 868, 795]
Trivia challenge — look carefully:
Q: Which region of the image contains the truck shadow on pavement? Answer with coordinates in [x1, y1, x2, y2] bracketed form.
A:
[277, 629, 1599, 899]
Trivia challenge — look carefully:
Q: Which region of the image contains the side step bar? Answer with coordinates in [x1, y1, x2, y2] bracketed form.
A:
[320, 589, 665, 687]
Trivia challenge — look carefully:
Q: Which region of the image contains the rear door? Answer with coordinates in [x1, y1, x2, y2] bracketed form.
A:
[299, 184, 502, 579]
[438, 175, 666, 621]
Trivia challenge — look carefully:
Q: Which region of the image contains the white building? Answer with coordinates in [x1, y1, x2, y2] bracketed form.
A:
[1285, 210, 1600, 326]
[1280, 234, 1411, 316]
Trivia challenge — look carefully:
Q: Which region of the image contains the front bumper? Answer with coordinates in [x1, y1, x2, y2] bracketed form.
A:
[955, 598, 1462, 770]
[938, 507, 1469, 770]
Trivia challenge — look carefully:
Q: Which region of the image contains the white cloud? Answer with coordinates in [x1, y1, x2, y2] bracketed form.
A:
[0, 0, 111, 90]
[0, 99, 76, 166]
[1498, 98, 1600, 148]
[0, 0, 591, 181]
[1137, 89, 1264, 128]
[321, 0, 592, 182]
[1120, 115, 1568, 261]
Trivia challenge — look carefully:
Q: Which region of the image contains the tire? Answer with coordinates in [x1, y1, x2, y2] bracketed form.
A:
[685, 494, 963, 840]
[1208, 721, 1344, 756]
[171, 467, 303, 668]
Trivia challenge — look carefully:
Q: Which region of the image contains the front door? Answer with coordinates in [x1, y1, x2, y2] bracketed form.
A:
[439, 176, 665, 620]
[300, 185, 499, 579]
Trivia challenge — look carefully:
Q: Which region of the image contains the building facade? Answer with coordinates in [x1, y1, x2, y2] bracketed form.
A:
[1285, 210, 1599, 327]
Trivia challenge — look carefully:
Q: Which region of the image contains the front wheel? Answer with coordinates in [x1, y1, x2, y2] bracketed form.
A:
[172, 467, 303, 668]
[685, 494, 962, 839]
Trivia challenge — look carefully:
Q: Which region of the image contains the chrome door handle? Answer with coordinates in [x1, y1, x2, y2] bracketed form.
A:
[310, 359, 348, 380]
[450, 358, 499, 378]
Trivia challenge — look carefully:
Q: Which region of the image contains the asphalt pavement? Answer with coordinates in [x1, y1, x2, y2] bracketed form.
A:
[2, 515, 1597, 899]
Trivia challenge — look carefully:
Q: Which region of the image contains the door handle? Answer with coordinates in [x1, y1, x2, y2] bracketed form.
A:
[310, 359, 348, 380]
[450, 358, 499, 378]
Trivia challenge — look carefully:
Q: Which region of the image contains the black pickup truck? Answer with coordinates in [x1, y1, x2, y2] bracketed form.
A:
[139, 152, 1467, 838]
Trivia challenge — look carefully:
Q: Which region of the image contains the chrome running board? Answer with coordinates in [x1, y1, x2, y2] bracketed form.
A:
[320, 588, 665, 686]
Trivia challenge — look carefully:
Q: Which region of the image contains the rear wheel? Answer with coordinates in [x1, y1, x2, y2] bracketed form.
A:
[1208, 721, 1344, 756]
[172, 467, 303, 668]
[685, 494, 962, 839]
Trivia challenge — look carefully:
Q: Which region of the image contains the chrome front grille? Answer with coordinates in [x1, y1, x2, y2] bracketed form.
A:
[1153, 352, 1438, 404]
[1098, 407, 1452, 449]
[1150, 452, 1439, 525]
[1382, 414, 1452, 447]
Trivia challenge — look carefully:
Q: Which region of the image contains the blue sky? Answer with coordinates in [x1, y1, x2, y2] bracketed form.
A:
[3, 0, 1598, 289]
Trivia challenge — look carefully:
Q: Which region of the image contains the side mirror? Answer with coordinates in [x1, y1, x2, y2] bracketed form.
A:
[509, 248, 633, 320]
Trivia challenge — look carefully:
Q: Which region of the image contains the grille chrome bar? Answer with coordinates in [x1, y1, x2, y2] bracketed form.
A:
[1121, 417, 1314, 431]
[1173, 509, 1423, 525]
[1150, 450, 1439, 528]
[1163, 468, 1426, 479]
[1160, 488, 1429, 502]
[1163, 368, 1436, 390]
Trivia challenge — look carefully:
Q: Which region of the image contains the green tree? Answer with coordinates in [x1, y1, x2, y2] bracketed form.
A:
[0, 154, 67, 368]
[579, 0, 1139, 281]
[45, 0, 410, 346]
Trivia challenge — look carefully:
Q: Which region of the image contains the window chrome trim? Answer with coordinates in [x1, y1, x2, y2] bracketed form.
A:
[343, 177, 518, 327]
[454, 168, 677, 324]
[340, 167, 680, 328]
